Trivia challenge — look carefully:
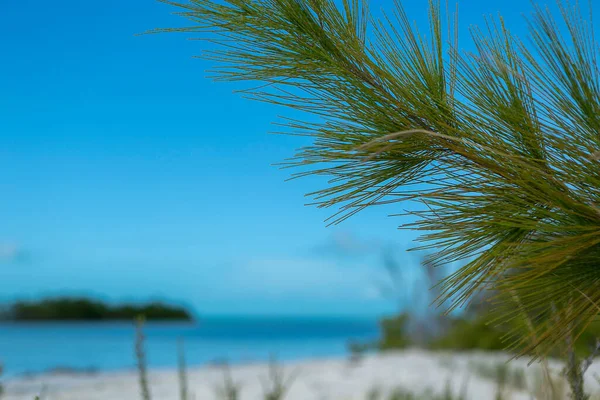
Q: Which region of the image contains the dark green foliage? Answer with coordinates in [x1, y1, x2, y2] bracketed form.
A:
[430, 316, 507, 352]
[375, 311, 600, 356]
[349, 313, 412, 352]
[571, 322, 600, 358]
[370, 311, 506, 351]
[1, 297, 193, 321]
[377, 314, 411, 350]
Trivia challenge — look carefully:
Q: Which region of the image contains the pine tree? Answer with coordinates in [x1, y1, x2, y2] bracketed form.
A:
[153, 0, 600, 358]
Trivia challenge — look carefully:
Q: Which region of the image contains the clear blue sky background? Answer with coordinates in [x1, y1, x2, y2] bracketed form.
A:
[0, 0, 565, 316]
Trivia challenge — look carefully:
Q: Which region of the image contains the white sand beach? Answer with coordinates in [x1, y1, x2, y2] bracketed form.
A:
[5, 350, 600, 400]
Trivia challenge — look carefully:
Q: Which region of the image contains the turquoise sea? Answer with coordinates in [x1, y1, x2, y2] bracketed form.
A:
[0, 316, 380, 377]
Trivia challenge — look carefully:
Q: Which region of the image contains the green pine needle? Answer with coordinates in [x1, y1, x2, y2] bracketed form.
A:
[151, 0, 600, 358]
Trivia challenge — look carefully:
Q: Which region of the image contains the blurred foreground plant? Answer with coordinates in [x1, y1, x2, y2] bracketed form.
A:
[154, 0, 600, 358]
[0, 363, 4, 399]
[214, 362, 243, 400]
[260, 356, 299, 400]
[368, 379, 468, 400]
[135, 316, 152, 400]
[178, 339, 190, 400]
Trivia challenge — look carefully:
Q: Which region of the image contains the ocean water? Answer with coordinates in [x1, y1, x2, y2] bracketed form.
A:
[0, 316, 380, 377]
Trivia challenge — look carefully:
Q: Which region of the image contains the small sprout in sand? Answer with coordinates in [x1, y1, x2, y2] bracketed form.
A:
[260, 356, 299, 400]
[178, 338, 189, 400]
[214, 362, 243, 400]
[135, 315, 152, 400]
[366, 385, 384, 400]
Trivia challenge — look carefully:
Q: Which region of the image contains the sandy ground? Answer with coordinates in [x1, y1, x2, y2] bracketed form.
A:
[4, 350, 600, 400]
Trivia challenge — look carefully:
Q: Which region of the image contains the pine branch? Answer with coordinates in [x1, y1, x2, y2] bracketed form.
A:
[153, 0, 600, 356]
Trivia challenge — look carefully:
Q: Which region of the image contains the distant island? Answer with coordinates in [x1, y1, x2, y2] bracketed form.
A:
[0, 297, 194, 321]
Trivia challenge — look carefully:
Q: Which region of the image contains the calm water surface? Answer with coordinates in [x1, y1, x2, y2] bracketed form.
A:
[0, 316, 379, 377]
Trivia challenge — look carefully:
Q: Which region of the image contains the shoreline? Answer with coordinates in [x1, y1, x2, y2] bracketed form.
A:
[4, 351, 358, 381]
[5, 349, 600, 400]
[6, 352, 353, 381]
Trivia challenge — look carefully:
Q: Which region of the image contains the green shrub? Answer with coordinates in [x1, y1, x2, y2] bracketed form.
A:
[378, 314, 412, 350]
[430, 316, 506, 351]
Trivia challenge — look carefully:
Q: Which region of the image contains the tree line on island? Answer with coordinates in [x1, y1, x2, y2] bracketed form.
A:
[0, 297, 194, 321]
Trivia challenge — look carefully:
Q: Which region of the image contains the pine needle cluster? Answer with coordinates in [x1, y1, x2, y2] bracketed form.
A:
[152, 0, 600, 358]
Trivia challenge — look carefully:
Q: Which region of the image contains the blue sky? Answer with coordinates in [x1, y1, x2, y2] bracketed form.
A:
[0, 0, 564, 316]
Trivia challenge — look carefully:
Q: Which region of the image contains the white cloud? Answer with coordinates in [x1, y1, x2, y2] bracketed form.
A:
[313, 230, 383, 259]
[226, 256, 379, 300]
[0, 242, 25, 263]
[361, 285, 384, 300]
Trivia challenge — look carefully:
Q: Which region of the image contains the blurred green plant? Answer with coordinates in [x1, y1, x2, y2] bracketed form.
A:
[135, 316, 152, 400]
[387, 388, 415, 400]
[377, 314, 412, 351]
[368, 379, 468, 400]
[529, 367, 569, 400]
[372, 307, 600, 356]
[214, 362, 242, 400]
[178, 339, 190, 400]
[429, 315, 505, 352]
[347, 340, 370, 363]
[366, 386, 383, 400]
[260, 356, 299, 400]
[467, 360, 527, 393]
